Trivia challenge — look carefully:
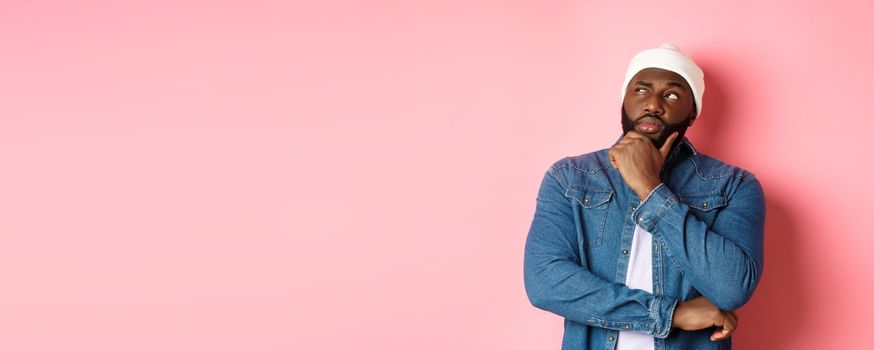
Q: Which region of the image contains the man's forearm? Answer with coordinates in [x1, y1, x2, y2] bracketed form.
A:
[524, 241, 679, 338]
[524, 169, 679, 337]
[631, 179, 766, 311]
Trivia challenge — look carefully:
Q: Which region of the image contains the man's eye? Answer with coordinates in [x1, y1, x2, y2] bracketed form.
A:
[666, 92, 679, 100]
[635, 87, 647, 93]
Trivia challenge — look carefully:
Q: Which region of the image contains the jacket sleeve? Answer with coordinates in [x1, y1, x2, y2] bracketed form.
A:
[631, 175, 766, 311]
[523, 166, 678, 338]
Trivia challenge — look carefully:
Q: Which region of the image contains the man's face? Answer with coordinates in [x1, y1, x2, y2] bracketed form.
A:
[622, 68, 697, 149]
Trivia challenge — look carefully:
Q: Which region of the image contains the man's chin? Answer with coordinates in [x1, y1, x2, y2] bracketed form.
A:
[629, 129, 663, 147]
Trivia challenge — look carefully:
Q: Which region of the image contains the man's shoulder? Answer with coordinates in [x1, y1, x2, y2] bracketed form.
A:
[543, 149, 616, 191]
[547, 148, 612, 175]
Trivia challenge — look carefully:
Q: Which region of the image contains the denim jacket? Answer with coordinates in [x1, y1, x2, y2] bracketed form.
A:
[523, 136, 765, 350]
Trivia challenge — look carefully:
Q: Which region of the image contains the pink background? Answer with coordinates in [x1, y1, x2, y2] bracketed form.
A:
[1, 1, 872, 349]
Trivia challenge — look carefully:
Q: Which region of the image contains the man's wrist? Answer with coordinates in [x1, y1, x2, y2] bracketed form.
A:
[670, 300, 685, 328]
[634, 181, 661, 200]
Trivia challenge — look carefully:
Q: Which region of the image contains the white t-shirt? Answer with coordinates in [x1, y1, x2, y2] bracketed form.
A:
[615, 224, 655, 350]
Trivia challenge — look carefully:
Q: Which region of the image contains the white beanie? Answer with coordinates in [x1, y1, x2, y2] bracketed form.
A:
[621, 44, 705, 117]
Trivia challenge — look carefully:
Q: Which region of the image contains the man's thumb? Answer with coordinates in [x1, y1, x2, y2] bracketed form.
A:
[660, 132, 679, 159]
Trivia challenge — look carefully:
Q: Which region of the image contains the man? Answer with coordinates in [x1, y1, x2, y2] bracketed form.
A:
[523, 44, 765, 349]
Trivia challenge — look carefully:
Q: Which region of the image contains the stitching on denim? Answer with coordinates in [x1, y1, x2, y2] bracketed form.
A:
[659, 237, 685, 273]
[677, 189, 724, 197]
[566, 163, 607, 174]
[689, 158, 749, 180]
[564, 182, 614, 206]
[648, 296, 660, 317]
[670, 252, 685, 273]
[739, 172, 757, 184]
[551, 154, 610, 174]
[637, 186, 664, 229]
[660, 297, 678, 338]
[648, 194, 676, 233]
[648, 297, 661, 335]
[653, 195, 690, 273]
[677, 187, 728, 210]
[572, 193, 613, 208]
[564, 186, 611, 249]
[586, 315, 651, 332]
[548, 165, 570, 192]
[569, 183, 614, 192]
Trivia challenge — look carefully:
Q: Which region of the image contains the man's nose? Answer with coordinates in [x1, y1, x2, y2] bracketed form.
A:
[644, 94, 664, 115]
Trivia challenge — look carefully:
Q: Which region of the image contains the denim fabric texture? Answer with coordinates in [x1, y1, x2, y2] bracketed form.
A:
[523, 136, 765, 350]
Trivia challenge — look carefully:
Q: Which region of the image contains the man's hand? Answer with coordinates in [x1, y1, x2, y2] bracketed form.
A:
[608, 131, 679, 199]
[671, 296, 739, 342]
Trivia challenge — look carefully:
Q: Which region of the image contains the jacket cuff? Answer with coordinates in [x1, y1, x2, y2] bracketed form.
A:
[632, 183, 679, 233]
[651, 295, 679, 339]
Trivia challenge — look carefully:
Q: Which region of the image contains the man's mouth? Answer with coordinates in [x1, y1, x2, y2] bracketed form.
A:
[635, 116, 663, 134]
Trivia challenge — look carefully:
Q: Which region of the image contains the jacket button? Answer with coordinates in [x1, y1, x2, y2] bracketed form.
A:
[631, 206, 637, 211]
[622, 249, 629, 255]
[624, 324, 631, 329]
[608, 336, 615, 341]
[638, 216, 645, 223]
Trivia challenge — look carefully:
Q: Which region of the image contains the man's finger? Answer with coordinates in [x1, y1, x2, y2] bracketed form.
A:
[726, 311, 738, 327]
[608, 152, 618, 169]
[724, 311, 738, 335]
[711, 312, 736, 341]
[608, 148, 621, 169]
[724, 313, 736, 333]
[711, 327, 730, 341]
[659, 131, 680, 159]
[623, 130, 651, 142]
[711, 325, 731, 341]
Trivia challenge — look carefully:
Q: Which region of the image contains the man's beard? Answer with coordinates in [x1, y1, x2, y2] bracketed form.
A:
[621, 107, 692, 150]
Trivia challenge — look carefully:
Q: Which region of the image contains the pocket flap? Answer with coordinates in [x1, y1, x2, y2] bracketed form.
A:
[566, 187, 614, 208]
[679, 194, 727, 211]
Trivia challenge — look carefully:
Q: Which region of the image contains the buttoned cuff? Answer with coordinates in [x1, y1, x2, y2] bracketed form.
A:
[651, 295, 679, 339]
[590, 294, 678, 338]
[631, 183, 679, 233]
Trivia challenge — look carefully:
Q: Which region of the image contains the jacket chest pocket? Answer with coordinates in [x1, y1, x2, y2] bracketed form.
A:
[565, 186, 614, 249]
[678, 193, 727, 226]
